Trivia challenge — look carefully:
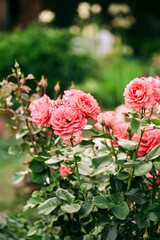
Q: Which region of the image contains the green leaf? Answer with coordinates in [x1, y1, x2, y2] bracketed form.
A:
[130, 117, 150, 133]
[153, 161, 160, 170]
[0, 84, 13, 99]
[91, 133, 114, 140]
[8, 144, 21, 155]
[112, 193, 124, 204]
[79, 201, 93, 219]
[24, 196, 44, 211]
[12, 171, 28, 184]
[112, 201, 129, 220]
[135, 162, 152, 176]
[80, 140, 95, 146]
[101, 226, 117, 240]
[106, 227, 117, 240]
[32, 170, 47, 184]
[45, 156, 63, 164]
[110, 175, 122, 193]
[37, 197, 60, 215]
[134, 214, 146, 228]
[16, 129, 28, 139]
[29, 160, 45, 173]
[145, 212, 160, 222]
[78, 165, 93, 176]
[126, 188, 147, 205]
[93, 195, 114, 209]
[117, 172, 130, 180]
[151, 119, 160, 126]
[118, 139, 137, 151]
[145, 144, 160, 161]
[115, 160, 127, 166]
[56, 188, 75, 204]
[42, 234, 51, 240]
[33, 152, 50, 162]
[61, 203, 81, 213]
[130, 118, 140, 133]
[92, 155, 113, 169]
[27, 226, 38, 236]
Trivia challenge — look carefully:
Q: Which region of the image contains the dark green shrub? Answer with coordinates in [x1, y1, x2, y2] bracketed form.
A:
[0, 25, 94, 97]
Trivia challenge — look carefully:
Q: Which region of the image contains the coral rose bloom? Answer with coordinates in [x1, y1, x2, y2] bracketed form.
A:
[146, 76, 160, 103]
[132, 129, 160, 157]
[111, 121, 130, 146]
[50, 105, 87, 140]
[124, 78, 156, 110]
[63, 89, 101, 121]
[59, 166, 71, 177]
[95, 111, 117, 130]
[30, 94, 52, 127]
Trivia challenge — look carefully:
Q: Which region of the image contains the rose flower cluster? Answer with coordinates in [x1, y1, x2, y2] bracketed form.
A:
[95, 110, 130, 146]
[95, 76, 160, 156]
[30, 89, 100, 143]
[123, 76, 160, 110]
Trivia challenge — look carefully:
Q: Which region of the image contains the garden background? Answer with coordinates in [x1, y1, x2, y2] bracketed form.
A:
[0, 0, 160, 223]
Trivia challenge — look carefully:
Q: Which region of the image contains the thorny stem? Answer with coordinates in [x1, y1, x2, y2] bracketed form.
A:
[152, 176, 156, 203]
[103, 126, 117, 160]
[16, 74, 37, 154]
[127, 130, 144, 191]
[70, 139, 87, 201]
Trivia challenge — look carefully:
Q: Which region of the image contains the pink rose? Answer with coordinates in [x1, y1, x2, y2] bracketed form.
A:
[95, 111, 117, 130]
[115, 104, 130, 121]
[124, 77, 156, 110]
[63, 135, 83, 146]
[146, 76, 160, 103]
[30, 94, 53, 127]
[50, 105, 87, 140]
[132, 129, 160, 157]
[59, 165, 71, 177]
[111, 121, 130, 146]
[63, 89, 101, 121]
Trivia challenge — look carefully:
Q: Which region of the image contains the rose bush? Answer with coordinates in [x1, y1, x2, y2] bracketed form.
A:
[0, 64, 160, 239]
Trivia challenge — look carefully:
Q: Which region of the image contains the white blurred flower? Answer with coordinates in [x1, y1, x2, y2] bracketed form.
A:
[82, 24, 98, 38]
[69, 25, 80, 34]
[108, 3, 130, 16]
[77, 2, 91, 19]
[72, 29, 114, 58]
[38, 10, 55, 24]
[91, 4, 102, 14]
[111, 16, 135, 29]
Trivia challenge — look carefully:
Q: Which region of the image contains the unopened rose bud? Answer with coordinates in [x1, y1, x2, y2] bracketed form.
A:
[20, 78, 26, 85]
[14, 60, 19, 68]
[39, 75, 48, 88]
[157, 225, 160, 233]
[27, 74, 35, 79]
[54, 81, 60, 92]
[143, 231, 149, 239]
[18, 71, 22, 76]
[36, 86, 40, 92]
[70, 81, 75, 89]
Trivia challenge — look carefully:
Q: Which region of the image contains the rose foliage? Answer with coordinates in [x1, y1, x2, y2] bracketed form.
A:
[0, 63, 160, 239]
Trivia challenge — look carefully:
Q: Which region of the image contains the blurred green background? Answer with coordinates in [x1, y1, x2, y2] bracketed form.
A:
[0, 0, 160, 214]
